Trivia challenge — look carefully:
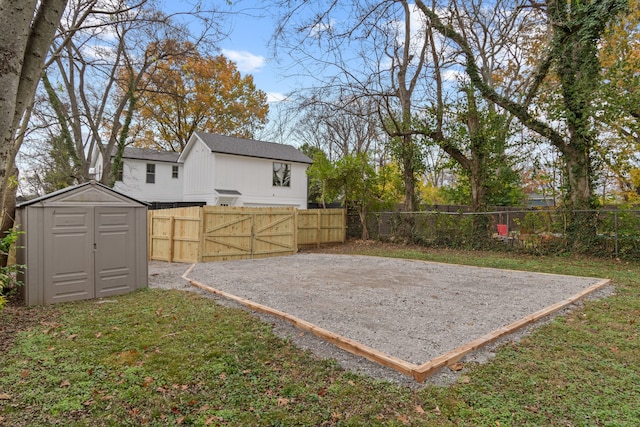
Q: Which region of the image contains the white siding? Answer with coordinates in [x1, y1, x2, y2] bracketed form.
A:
[213, 153, 309, 209]
[113, 159, 183, 202]
[182, 141, 216, 204]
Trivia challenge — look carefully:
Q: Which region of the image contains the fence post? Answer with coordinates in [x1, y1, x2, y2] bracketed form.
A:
[317, 209, 321, 247]
[250, 213, 256, 258]
[614, 211, 619, 258]
[168, 215, 175, 263]
[147, 210, 152, 261]
[198, 207, 205, 263]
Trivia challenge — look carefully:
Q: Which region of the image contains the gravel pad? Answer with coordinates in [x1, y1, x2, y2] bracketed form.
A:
[185, 253, 606, 366]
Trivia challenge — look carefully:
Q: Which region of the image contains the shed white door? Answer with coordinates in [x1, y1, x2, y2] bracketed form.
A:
[44, 207, 136, 304]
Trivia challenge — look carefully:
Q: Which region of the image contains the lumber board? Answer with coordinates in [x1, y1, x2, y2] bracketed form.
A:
[185, 275, 419, 378]
[413, 278, 611, 382]
[182, 263, 610, 384]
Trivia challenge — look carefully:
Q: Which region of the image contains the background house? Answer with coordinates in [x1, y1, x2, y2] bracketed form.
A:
[179, 132, 313, 209]
[110, 147, 184, 205]
[91, 133, 312, 209]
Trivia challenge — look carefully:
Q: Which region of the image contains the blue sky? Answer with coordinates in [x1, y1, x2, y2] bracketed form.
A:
[210, 2, 294, 104]
[160, 1, 295, 104]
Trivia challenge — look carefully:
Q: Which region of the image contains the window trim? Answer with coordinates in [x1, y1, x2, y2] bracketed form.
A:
[273, 162, 291, 187]
[146, 163, 156, 184]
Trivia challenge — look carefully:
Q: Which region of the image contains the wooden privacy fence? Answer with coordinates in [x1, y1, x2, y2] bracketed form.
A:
[148, 206, 345, 263]
[297, 209, 345, 247]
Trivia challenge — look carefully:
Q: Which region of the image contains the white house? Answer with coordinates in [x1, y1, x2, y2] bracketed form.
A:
[179, 132, 313, 209]
[111, 147, 183, 204]
[91, 133, 313, 209]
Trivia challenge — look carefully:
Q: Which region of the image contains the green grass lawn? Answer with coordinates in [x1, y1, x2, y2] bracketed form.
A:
[1, 244, 639, 426]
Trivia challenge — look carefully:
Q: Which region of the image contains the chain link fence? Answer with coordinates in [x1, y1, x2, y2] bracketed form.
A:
[347, 209, 640, 259]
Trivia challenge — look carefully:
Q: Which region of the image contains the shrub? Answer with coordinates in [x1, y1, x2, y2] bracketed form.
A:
[0, 227, 25, 310]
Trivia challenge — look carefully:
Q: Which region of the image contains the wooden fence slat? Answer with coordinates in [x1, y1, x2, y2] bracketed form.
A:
[148, 207, 346, 262]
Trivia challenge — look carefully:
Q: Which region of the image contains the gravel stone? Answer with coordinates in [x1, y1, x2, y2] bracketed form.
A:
[148, 253, 612, 387]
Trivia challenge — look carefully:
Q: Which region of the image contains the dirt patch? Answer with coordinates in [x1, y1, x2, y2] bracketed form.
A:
[0, 295, 59, 354]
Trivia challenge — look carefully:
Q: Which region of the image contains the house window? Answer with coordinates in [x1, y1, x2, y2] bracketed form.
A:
[116, 168, 123, 182]
[146, 163, 155, 184]
[172, 166, 179, 179]
[273, 162, 291, 187]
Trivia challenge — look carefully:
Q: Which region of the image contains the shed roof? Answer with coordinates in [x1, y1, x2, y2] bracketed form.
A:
[120, 146, 180, 163]
[17, 180, 149, 208]
[187, 132, 313, 164]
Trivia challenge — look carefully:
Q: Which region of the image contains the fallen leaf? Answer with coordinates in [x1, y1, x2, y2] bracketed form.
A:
[176, 416, 184, 425]
[95, 332, 102, 338]
[219, 373, 227, 380]
[20, 370, 30, 379]
[67, 334, 78, 340]
[60, 380, 70, 388]
[317, 388, 327, 397]
[610, 346, 620, 354]
[415, 405, 425, 414]
[396, 414, 410, 425]
[277, 397, 290, 406]
[142, 377, 154, 387]
[0, 393, 11, 400]
[459, 376, 471, 384]
[331, 412, 341, 421]
[448, 362, 464, 372]
[433, 405, 441, 415]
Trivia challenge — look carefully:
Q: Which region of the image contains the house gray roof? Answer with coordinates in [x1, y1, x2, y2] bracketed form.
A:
[121, 146, 180, 163]
[194, 132, 313, 164]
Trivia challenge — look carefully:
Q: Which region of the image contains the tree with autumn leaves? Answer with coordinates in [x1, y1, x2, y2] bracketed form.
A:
[132, 41, 269, 153]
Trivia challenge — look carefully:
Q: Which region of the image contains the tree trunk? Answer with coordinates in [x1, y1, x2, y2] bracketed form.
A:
[0, 0, 68, 268]
[401, 134, 416, 212]
[358, 206, 369, 240]
[469, 160, 488, 212]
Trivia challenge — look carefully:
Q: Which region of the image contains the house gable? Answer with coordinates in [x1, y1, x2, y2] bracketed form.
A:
[180, 132, 312, 208]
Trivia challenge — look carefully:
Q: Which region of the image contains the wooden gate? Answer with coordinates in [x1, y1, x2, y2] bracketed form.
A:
[149, 206, 343, 263]
[201, 209, 253, 261]
[252, 209, 296, 258]
[200, 206, 296, 262]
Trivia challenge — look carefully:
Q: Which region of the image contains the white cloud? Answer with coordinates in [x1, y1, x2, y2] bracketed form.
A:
[309, 19, 335, 38]
[442, 69, 466, 82]
[266, 92, 289, 103]
[222, 49, 266, 73]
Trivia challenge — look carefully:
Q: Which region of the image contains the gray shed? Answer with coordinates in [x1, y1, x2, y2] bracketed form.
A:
[16, 181, 148, 306]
